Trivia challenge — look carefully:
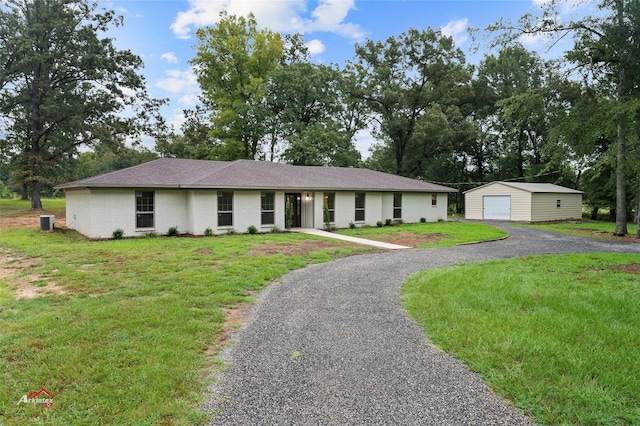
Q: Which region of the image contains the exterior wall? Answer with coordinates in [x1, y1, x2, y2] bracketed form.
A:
[381, 193, 395, 222]
[531, 193, 582, 221]
[65, 188, 92, 237]
[155, 190, 190, 235]
[334, 192, 355, 229]
[365, 193, 383, 225]
[274, 192, 286, 230]
[299, 192, 314, 228]
[190, 190, 217, 235]
[66, 188, 451, 238]
[465, 183, 532, 221]
[233, 190, 261, 233]
[73, 189, 136, 238]
[403, 193, 448, 223]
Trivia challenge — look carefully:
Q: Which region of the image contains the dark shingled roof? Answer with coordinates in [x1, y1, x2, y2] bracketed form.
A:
[57, 158, 457, 193]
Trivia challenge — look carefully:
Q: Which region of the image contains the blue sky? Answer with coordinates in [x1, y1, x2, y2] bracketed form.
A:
[101, 0, 596, 154]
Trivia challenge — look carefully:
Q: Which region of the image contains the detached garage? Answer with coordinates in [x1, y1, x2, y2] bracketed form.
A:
[464, 182, 583, 222]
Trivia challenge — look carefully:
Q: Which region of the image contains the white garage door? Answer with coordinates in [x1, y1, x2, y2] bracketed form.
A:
[483, 196, 511, 220]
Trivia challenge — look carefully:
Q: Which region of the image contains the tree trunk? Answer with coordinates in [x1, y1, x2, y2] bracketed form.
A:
[613, 0, 628, 236]
[613, 113, 627, 236]
[590, 207, 598, 221]
[21, 183, 29, 200]
[635, 200, 640, 239]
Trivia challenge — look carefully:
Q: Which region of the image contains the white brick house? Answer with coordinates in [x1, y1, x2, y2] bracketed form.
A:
[57, 159, 456, 238]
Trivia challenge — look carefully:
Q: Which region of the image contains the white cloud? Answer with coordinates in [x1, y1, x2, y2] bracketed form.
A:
[307, 39, 325, 56]
[305, 0, 365, 39]
[161, 52, 179, 64]
[156, 69, 200, 107]
[170, 0, 362, 40]
[440, 18, 468, 47]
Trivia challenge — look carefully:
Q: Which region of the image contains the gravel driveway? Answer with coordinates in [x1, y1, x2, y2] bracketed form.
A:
[204, 223, 640, 425]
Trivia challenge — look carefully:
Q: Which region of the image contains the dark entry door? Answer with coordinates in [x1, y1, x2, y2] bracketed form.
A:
[285, 193, 302, 228]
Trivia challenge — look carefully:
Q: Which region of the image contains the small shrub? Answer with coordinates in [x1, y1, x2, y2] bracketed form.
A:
[226, 228, 236, 235]
[167, 226, 179, 237]
[438, 218, 445, 222]
[349, 221, 356, 229]
[385, 218, 393, 226]
[420, 217, 426, 223]
[396, 219, 404, 225]
[270, 226, 281, 233]
[323, 204, 332, 231]
[247, 225, 258, 234]
[376, 221, 384, 228]
[145, 231, 158, 238]
[112, 228, 125, 240]
[204, 227, 213, 237]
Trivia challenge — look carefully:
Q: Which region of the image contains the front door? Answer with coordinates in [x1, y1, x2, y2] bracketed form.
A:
[285, 193, 302, 227]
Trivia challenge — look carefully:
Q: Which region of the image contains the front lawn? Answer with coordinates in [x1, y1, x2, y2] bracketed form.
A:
[0, 227, 371, 425]
[402, 253, 640, 425]
[0, 198, 66, 218]
[526, 220, 639, 242]
[335, 221, 507, 247]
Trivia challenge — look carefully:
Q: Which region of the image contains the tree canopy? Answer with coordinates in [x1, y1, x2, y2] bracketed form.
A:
[0, 0, 164, 208]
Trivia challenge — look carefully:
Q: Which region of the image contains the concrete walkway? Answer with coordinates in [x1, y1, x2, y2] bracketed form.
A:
[292, 227, 411, 250]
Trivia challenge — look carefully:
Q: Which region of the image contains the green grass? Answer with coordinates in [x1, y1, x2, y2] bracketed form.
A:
[402, 253, 640, 425]
[526, 220, 638, 240]
[0, 198, 66, 218]
[0, 226, 371, 425]
[336, 221, 507, 247]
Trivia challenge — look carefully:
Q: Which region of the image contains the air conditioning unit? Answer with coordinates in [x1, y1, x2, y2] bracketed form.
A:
[39, 215, 55, 231]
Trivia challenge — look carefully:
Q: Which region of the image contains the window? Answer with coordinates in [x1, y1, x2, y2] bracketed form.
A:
[393, 192, 402, 219]
[431, 194, 437, 206]
[136, 191, 154, 228]
[557, 199, 561, 208]
[323, 192, 335, 223]
[218, 192, 233, 227]
[261, 192, 275, 225]
[355, 192, 365, 221]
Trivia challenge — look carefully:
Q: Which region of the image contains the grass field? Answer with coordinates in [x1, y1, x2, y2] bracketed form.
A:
[335, 221, 507, 247]
[402, 253, 640, 425]
[0, 198, 66, 218]
[526, 220, 639, 242]
[5, 199, 636, 424]
[0, 199, 509, 424]
[0, 226, 373, 425]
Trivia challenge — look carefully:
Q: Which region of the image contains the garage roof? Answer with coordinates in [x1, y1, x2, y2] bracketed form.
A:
[464, 181, 583, 194]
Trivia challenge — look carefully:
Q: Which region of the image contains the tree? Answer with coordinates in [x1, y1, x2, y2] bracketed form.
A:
[353, 28, 473, 177]
[474, 45, 549, 180]
[488, 0, 640, 234]
[191, 12, 283, 160]
[0, 0, 164, 209]
[267, 62, 362, 166]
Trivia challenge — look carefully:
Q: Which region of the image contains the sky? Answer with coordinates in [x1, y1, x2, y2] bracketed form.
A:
[100, 0, 597, 156]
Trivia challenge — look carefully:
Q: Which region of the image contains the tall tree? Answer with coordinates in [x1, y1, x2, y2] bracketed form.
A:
[191, 12, 283, 160]
[267, 62, 362, 166]
[353, 28, 472, 177]
[489, 0, 640, 234]
[475, 45, 548, 180]
[0, 0, 164, 209]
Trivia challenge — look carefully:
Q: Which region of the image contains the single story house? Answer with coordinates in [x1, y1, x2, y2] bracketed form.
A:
[464, 181, 583, 222]
[56, 158, 456, 238]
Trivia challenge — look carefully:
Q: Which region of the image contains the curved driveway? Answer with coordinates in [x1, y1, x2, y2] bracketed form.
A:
[205, 223, 640, 425]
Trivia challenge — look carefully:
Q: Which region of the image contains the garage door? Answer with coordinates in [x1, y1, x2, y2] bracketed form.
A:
[483, 196, 511, 220]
